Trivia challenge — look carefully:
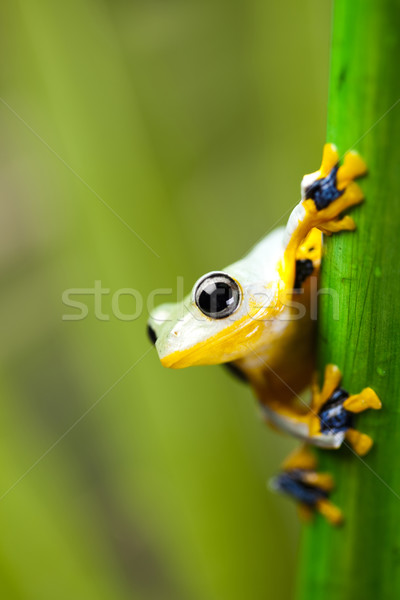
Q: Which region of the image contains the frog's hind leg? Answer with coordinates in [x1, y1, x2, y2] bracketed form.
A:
[308, 364, 342, 437]
[298, 498, 343, 526]
[270, 444, 343, 525]
[310, 364, 342, 413]
[281, 445, 335, 493]
[281, 443, 318, 471]
[307, 365, 381, 454]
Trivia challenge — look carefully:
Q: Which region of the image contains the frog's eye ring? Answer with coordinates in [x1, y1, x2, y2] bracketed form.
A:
[194, 272, 241, 319]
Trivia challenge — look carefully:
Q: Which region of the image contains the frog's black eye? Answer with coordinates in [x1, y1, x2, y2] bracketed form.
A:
[194, 272, 241, 319]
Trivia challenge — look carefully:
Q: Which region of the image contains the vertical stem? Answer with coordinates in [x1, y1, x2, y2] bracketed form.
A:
[296, 1, 400, 598]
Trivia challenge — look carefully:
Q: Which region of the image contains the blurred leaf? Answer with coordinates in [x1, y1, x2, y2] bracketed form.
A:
[0, 0, 330, 598]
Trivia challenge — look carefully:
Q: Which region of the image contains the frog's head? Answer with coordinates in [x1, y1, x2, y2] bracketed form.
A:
[147, 229, 284, 369]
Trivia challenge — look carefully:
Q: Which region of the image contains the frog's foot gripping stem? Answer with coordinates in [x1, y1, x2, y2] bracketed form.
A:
[301, 143, 367, 229]
[270, 445, 343, 525]
[309, 364, 382, 455]
[280, 143, 367, 288]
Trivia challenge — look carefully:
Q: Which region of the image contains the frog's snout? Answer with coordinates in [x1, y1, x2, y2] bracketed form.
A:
[147, 302, 178, 358]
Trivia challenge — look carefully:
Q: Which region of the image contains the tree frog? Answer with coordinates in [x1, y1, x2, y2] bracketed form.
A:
[147, 144, 381, 524]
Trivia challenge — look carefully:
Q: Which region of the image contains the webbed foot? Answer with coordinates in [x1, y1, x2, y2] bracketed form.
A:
[309, 364, 381, 455]
[301, 143, 367, 232]
[270, 445, 343, 525]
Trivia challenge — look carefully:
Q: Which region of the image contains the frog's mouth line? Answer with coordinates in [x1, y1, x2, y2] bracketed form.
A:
[160, 328, 240, 368]
[160, 351, 196, 369]
[159, 317, 250, 369]
[159, 308, 273, 369]
[161, 343, 237, 369]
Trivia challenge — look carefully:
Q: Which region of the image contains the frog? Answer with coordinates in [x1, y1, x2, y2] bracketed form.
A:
[147, 144, 382, 525]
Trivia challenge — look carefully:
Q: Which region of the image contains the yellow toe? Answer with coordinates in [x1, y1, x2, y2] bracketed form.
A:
[316, 499, 344, 526]
[338, 150, 368, 185]
[345, 429, 374, 456]
[343, 388, 382, 413]
[320, 143, 339, 177]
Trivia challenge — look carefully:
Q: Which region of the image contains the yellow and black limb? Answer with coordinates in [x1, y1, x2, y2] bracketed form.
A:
[302, 143, 367, 214]
[308, 364, 382, 455]
[318, 215, 356, 236]
[270, 445, 343, 526]
[310, 364, 343, 414]
[280, 143, 367, 290]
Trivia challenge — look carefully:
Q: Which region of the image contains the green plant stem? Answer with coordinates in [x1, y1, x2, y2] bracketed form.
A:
[296, 0, 400, 598]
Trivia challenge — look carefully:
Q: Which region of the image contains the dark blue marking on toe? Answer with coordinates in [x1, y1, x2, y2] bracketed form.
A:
[305, 163, 344, 210]
[294, 259, 314, 291]
[319, 387, 354, 434]
[271, 469, 328, 506]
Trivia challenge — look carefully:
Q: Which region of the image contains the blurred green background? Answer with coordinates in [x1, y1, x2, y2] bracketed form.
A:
[0, 1, 331, 598]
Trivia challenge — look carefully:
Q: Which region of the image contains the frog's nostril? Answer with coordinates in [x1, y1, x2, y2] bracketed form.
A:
[147, 324, 157, 345]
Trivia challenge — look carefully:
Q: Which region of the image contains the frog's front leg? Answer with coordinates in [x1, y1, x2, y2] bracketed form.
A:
[280, 143, 367, 288]
[270, 445, 343, 525]
[309, 364, 382, 455]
